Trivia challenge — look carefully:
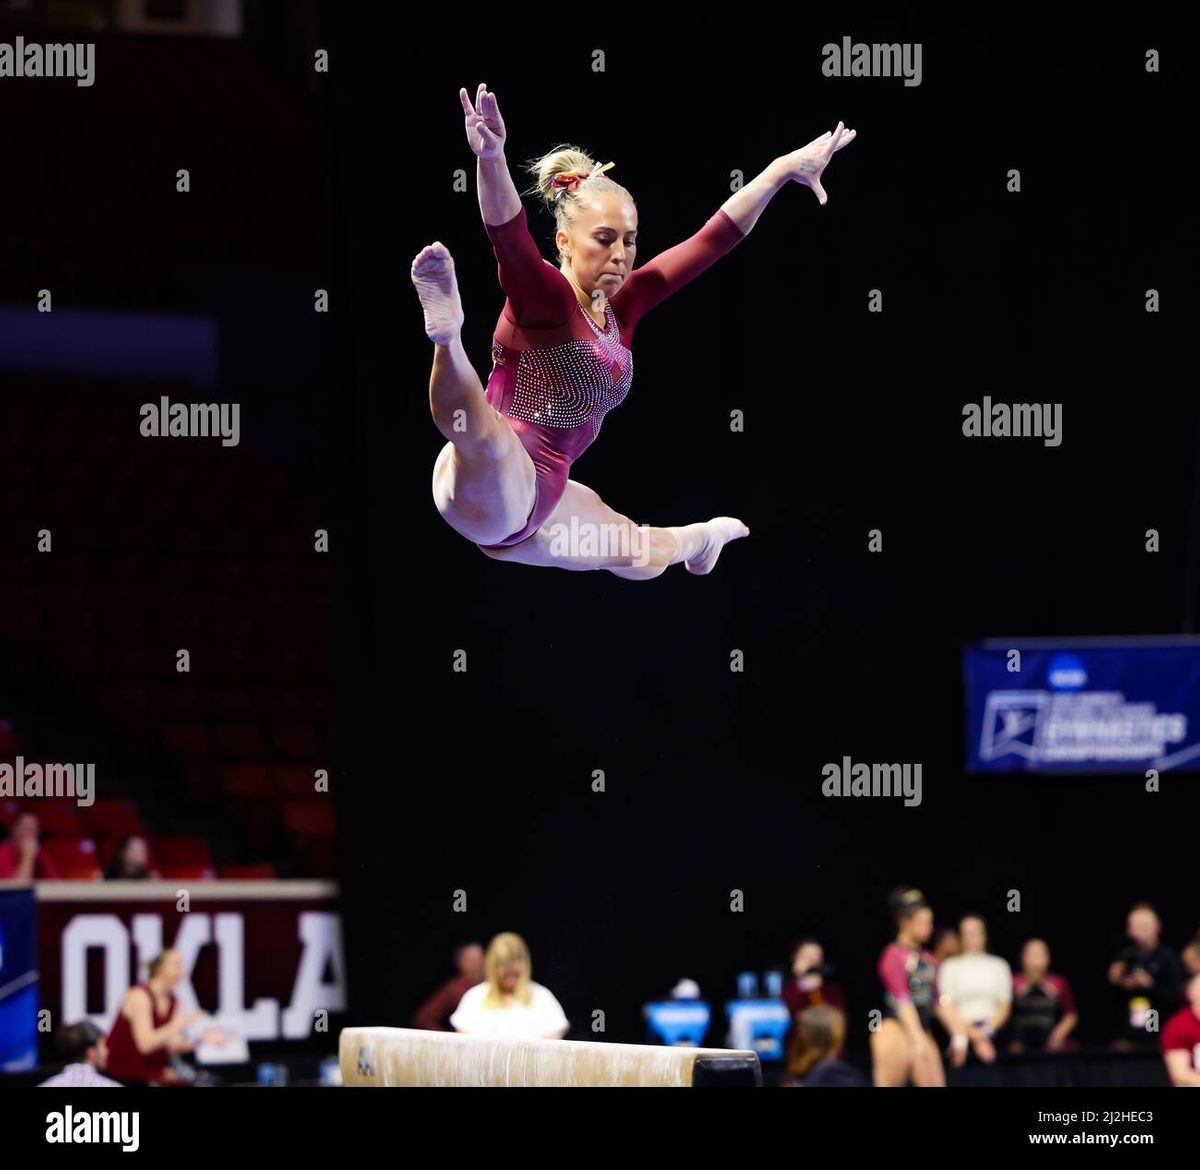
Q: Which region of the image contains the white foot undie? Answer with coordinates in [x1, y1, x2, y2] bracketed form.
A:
[684, 517, 750, 575]
[411, 241, 465, 345]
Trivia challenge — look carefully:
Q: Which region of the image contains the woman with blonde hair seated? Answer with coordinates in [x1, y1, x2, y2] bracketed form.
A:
[450, 932, 568, 1040]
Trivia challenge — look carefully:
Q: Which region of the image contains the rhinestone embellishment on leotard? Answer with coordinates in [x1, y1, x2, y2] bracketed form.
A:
[498, 302, 633, 435]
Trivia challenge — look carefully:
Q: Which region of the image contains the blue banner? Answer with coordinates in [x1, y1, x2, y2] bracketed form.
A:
[725, 999, 791, 1061]
[644, 1000, 711, 1046]
[965, 638, 1200, 773]
[0, 886, 39, 1071]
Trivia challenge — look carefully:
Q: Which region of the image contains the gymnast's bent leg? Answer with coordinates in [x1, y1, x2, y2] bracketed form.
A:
[412, 241, 536, 547]
[479, 480, 749, 579]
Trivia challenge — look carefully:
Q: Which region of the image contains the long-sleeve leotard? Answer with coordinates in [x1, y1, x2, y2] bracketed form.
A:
[478, 202, 745, 548]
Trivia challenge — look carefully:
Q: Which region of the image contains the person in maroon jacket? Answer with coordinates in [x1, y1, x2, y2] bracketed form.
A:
[0, 810, 59, 879]
[410, 82, 855, 578]
[1161, 972, 1200, 1086]
[105, 950, 220, 1085]
[783, 939, 848, 1016]
[412, 942, 485, 1031]
[783, 939, 849, 1062]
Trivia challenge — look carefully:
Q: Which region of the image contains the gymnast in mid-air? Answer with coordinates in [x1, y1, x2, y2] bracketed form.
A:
[412, 83, 855, 579]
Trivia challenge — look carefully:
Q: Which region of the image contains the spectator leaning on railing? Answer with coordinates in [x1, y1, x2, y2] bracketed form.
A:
[0, 810, 60, 879]
[104, 835, 154, 880]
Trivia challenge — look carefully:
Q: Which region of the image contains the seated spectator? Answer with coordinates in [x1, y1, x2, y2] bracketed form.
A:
[933, 927, 961, 964]
[412, 941, 485, 1030]
[784, 1005, 866, 1086]
[1107, 902, 1185, 1050]
[0, 811, 60, 879]
[1161, 972, 1200, 1087]
[38, 1021, 122, 1087]
[104, 835, 153, 880]
[936, 914, 1012, 1066]
[1009, 938, 1078, 1053]
[450, 932, 568, 1040]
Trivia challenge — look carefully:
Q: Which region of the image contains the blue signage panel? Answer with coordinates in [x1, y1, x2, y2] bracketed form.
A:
[644, 1000, 711, 1046]
[0, 886, 38, 1071]
[965, 638, 1200, 773]
[725, 999, 791, 1061]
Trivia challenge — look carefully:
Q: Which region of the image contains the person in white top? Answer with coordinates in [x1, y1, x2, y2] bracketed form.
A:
[937, 915, 1013, 1066]
[449, 932, 568, 1040]
[38, 1021, 122, 1088]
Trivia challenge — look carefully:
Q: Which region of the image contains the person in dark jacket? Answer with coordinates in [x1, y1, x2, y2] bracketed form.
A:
[1107, 903, 1186, 1050]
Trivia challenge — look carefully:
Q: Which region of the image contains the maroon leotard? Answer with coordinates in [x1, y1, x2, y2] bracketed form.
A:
[878, 942, 939, 1029]
[478, 203, 746, 548]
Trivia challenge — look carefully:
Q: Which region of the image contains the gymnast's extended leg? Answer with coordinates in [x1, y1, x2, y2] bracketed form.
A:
[479, 479, 748, 579]
[412, 241, 537, 546]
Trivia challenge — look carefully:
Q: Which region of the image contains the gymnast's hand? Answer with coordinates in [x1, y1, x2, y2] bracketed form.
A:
[460, 84, 507, 159]
[778, 121, 856, 205]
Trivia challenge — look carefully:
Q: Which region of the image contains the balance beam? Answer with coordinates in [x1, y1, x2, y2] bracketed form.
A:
[339, 1027, 761, 1087]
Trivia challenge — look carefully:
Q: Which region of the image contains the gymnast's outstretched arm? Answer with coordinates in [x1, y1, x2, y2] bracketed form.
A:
[459, 84, 573, 328]
[720, 120, 857, 231]
[459, 83, 520, 226]
[616, 121, 858, 325]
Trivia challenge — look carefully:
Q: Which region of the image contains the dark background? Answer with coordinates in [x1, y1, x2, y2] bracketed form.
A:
[329, 11, 1197, 1050]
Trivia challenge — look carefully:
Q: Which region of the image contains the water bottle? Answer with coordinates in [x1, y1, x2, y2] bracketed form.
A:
[256, 1062, 289, 1086]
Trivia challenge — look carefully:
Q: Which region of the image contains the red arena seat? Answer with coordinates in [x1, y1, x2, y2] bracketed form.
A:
[217, 862, 279, 880]
[43, 838, 102, 880]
